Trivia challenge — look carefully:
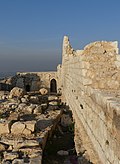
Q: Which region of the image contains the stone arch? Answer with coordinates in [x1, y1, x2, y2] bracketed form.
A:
[25, 84, 31, 92]
[50, 79, 57, 93]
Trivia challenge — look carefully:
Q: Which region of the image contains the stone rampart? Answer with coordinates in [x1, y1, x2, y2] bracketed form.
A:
[58, 36, 120, 163]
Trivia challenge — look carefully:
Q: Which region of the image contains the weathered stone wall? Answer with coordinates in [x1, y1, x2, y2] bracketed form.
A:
[13, 72, 57, 92]
[59, 36, 120, 163]
[0, 72, 58, 92]
[1, 36, 120, 163]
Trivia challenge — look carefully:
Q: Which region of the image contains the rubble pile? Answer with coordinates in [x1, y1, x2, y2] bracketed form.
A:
[0, 87, 63, 164]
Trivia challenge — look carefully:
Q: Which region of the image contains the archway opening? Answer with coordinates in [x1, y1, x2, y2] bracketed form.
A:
[25, 84, 31, 92]
[50, 79, 57, 93]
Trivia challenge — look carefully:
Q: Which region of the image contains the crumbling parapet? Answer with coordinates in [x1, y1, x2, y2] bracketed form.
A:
[59, 36, 120, 164]
[61, 36, 120, 90]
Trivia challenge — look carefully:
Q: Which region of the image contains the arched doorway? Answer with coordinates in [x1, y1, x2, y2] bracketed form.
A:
[50, 79, 57, 93]
[25, 84, 31, 92]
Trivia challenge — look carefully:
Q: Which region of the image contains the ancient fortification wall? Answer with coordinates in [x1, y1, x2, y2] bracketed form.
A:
[58, 36, 120, 163]
[15, 72, 57, 92]
[0, 36, 120, 163]
[0, 72, 57, 92]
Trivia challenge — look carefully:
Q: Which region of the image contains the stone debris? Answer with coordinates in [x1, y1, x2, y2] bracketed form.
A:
[39, 88, 48, 95]
[33, 105, 42, 114]
[3, 152, 19, 161]
[10, 87, 26, 98]
[0, 88, 63, 163]
[0, 142, 8, 152]
[0, 122, 9, 134]
[11, 122, 26, 134]
[12, 159, 24, 164]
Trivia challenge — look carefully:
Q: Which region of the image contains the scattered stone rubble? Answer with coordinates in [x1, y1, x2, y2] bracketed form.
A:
[0, 87, 63, 164]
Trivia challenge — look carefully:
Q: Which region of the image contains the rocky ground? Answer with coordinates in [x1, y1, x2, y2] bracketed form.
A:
[0, 87, 94, 164]
[0, 87, 67, 164]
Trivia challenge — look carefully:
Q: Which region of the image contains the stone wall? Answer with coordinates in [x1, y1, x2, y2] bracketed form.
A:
[13, 72, 57, 92]
[1, 36, 120, 163]
[58, 36, 120, 163]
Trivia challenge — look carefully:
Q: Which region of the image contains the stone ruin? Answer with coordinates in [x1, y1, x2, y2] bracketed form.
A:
[0, 36, 120, 164]
[0, 86, 66, 163]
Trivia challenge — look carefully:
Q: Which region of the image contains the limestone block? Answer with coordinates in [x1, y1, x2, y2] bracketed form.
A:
[10, 87, 26, 98]
[111, 41, 119, 54]
[82, 69, 88, 77]
[107, 80, 119, 89]
[105, 147, 115, 164]
[49, 101, 58, 106]
[11, 122, 25, 134]
[33, 106, 42, 114]
[0, 143, 8, 152]
[25, 121, 36, 132]
[48, 95, 58, 101]
[39, 88, 48, 95]
[19, 147, 42, 158]
[8, 112, 19, 121]
[83, 78, 92, 86]
[26, 104, 37, 113]
[86, 70, 95, 79]
[113, 155, 120, 164]
[76, 50, 84, 55]
[12, 159, 24, 164]
[18, 103, 27, 110]
[116, 55, 120, 61]
[80, 62, 90, 69]
[16, 140, 40, 149]
[0, 122, 9, 134]
[22, 128, 31, 135]
[4, 152, 19, 161]
[98, 81, 106, 89]
[115, 61, 120, 68]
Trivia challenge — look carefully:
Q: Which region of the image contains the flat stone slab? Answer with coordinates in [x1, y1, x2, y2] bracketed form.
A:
[0, 96, 62, 163]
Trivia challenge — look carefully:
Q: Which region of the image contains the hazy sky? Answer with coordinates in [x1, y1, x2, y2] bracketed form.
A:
[0, 0, 120, 72]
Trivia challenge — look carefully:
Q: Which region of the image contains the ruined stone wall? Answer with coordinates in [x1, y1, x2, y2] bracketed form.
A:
[13, 72, 57, 92]
[59, 36, 120, 163]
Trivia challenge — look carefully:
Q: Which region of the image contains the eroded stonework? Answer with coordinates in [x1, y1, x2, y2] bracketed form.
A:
[0, 72, 58, 93]
[58, 36, 120, 164]
[0, 36, 120, 164]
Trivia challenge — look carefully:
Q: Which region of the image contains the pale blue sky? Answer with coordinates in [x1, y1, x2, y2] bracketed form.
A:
[0, 0, 120, 72]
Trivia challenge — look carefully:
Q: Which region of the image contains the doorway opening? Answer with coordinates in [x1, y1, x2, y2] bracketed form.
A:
[50, 79, 57, 93]
[25, 84, 31, 92]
